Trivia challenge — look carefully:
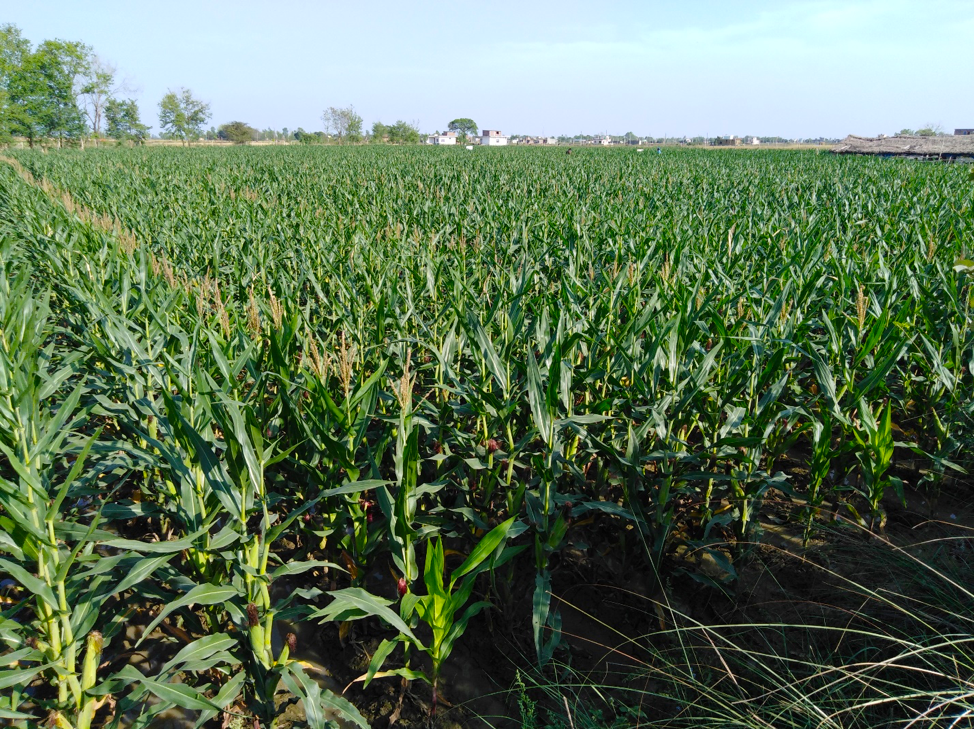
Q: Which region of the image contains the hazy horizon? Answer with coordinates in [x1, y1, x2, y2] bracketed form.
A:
[7, 0, 973, 139]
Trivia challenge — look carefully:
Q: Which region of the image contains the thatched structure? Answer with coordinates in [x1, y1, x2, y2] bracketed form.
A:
[832, 135, 974, 159]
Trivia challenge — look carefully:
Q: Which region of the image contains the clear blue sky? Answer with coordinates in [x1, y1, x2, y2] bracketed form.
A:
[5, 0, 973, 138]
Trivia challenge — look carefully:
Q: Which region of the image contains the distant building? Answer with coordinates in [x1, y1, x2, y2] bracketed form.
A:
[544, 137, 558, 145]
[713, 136, 742, 146]
[744, 136, 761, 145]
[426, 131, 457, 145]
[480, 129, 508, 146]
[593, 136, 611, 146]
[956, 129, 974, 136]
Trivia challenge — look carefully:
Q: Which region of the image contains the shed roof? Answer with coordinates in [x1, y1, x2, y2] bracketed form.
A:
[832, 135, 974, 158]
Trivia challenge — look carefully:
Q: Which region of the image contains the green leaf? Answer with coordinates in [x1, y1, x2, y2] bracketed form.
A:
[532, 572, 552, 663]
[363, 638, 398, 687]
[281, 662, 369, 729]
[450, 516, 515, 586]
[114, 553, 173, 595]
[526, 349, 552, 444]
[0, 664, 46, 690]
[316, 588, 420, 644]
[139, 584, 239, 644]
[271, 560, 342, 579]
[160, 633, 237, 674]
[105, 526, 210, 553]
[137, 677, 223, 711]
[194, 672, 246, 728]
[424, 537, 446, 599]
[809, 352, 841, 418]
[0, 559, 57, 609]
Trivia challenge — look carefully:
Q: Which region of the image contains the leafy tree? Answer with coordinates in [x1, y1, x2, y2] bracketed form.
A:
[322, 105, 363, 143]
[158, 88, 211, 145]
[371, 120, 388, 143]
[293, 127, 325, 144]
[7, 38, 89, 147]
[104, 98, 149, 143]
[387, 119, 420, 145]
[217, 120, 257, 144]
[898, 128, 915, 136]
[0, 24, 30, 142]
[448, 117, 477, 141]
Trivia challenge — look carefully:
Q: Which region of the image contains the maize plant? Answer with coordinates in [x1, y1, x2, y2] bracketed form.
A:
[0, 146, 971, 724]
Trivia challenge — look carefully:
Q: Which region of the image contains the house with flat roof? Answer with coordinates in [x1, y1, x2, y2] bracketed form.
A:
[480, 129, 508, 146]
[956, 129, 974, 136]
[426, 131, 458, 145]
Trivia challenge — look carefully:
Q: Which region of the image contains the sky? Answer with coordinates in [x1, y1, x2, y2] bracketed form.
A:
[4, 0, 973, 139]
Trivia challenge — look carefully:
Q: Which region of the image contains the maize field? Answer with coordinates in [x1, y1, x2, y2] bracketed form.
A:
[0, 145, 972, 728]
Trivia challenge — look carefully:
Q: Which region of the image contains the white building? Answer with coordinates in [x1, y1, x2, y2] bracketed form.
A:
[480, 129, 508, 146]
[593, 136, 611, 146]
[426, 131, 458, 145]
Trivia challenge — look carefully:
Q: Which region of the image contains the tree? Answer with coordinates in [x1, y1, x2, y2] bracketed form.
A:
[158, 88, 211, 145]
[321, 105, 363, 143]
[0, 24, 30, 142]
[387, 119, 420, 145]
[916, 122, 944, 137]
[898, 128, 915, 137]
[294, 127, 325, 144]
[370, 120, 388, 142]
[104, 98, 149, 143]
[7, 38, 89, 148]
[448, 118, 477, 141]
[217, 120, 257, 144]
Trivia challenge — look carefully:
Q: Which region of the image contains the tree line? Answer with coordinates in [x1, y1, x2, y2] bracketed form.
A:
[1, 24, 477, 148]
[0, 23, 146, 146]
[0, 24, 210, 146]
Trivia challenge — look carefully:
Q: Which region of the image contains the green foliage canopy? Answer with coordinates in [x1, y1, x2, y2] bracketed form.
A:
[447, 117, 477, 138]
[104, 98, 149, 143]
[217, 120, 257, 144]
[322, 105, 363, 143]
[158, 88, 211, 144]
[3, 32, 89, 147]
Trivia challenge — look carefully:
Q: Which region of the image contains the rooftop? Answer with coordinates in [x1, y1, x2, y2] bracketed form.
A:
[832, 134, 974, 158]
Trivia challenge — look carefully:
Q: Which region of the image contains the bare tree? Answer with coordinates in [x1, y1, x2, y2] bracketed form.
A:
[321, 105, 363, 143]
[79, 55, 135, 144]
